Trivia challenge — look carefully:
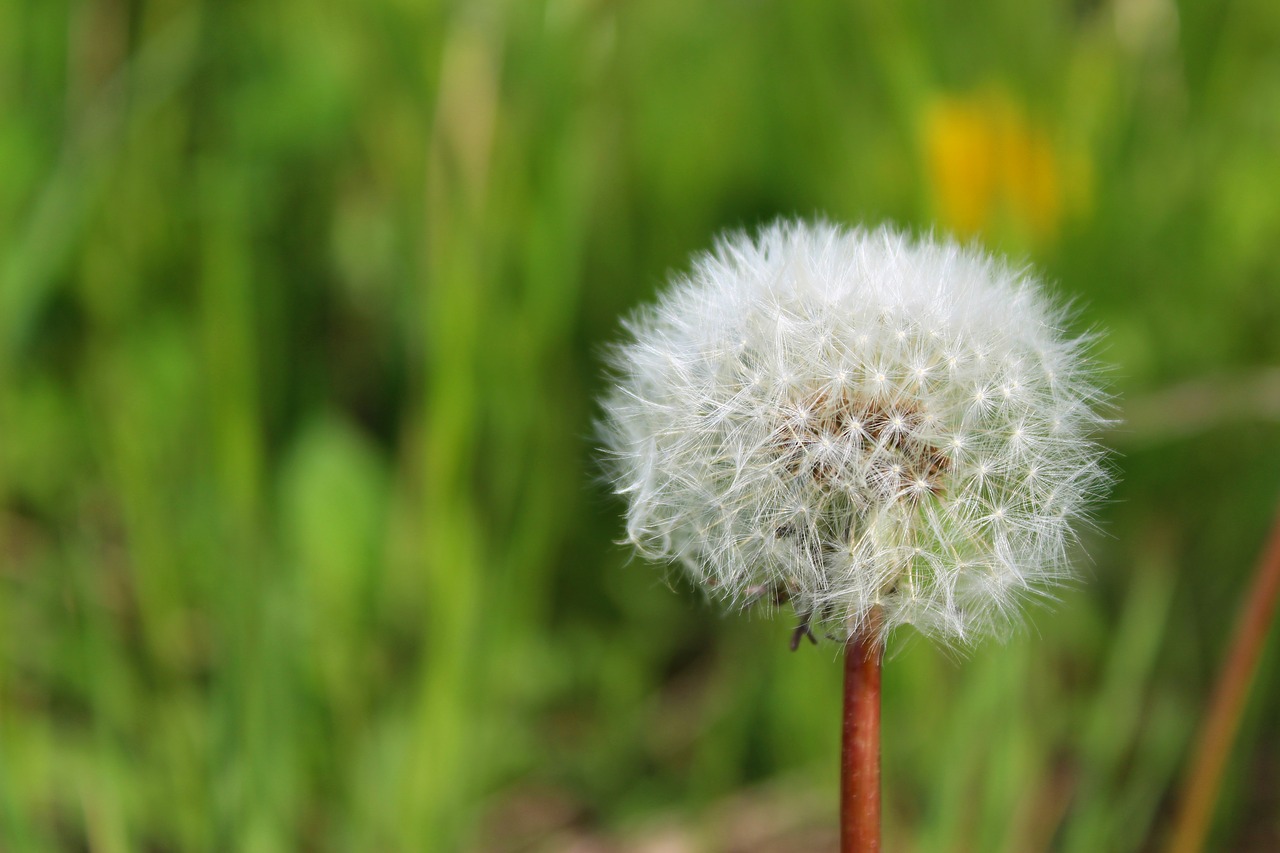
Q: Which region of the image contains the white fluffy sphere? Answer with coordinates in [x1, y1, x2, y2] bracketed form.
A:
[600, 221, 1110, 646]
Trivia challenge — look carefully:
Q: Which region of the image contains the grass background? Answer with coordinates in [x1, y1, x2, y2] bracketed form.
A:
[3, 0, 1280, 850]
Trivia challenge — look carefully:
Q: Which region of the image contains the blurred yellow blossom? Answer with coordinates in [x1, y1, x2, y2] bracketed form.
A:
[922, 91, 1091, 244]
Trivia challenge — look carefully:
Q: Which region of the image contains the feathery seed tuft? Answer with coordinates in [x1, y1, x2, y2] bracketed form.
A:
[600, 221, 1110, 646]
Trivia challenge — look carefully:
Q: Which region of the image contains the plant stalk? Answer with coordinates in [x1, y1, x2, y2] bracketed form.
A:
[841, 613, 883, 853]
[1168, 501, 1280, 853]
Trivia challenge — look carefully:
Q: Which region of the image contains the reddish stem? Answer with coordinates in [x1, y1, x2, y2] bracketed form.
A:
[842, 618, 883, 853]
[1168, 502, 1280, 853]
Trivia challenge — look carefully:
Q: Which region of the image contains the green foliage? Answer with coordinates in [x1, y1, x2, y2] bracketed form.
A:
[2, 0, 1279, 850]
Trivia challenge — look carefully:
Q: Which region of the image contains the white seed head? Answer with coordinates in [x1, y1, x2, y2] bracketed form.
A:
[599, 221, 1111, 646]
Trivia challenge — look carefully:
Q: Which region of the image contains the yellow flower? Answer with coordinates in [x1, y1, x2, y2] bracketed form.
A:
[923, 91, 1089, 244]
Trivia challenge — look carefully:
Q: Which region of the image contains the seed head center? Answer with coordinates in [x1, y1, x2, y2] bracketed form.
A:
[772, 389, 951, 500]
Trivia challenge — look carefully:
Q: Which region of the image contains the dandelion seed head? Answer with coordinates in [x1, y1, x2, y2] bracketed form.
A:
[599, 221, 1111, 646]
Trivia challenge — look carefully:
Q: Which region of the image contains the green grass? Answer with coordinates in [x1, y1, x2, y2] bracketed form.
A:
[3, 1, 1280, 850]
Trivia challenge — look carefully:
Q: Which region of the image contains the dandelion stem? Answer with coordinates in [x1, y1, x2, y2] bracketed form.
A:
[841, 610, 883, 853]
[1168, 500, 1280, 853]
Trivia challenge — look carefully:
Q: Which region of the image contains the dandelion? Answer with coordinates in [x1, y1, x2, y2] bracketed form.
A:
[922, 90, 1091, 244]
[602, 220, 1108, 645]
[599, 220, 1111, 850]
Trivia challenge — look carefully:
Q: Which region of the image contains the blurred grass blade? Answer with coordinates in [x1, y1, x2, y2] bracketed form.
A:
[1060, 533, 1177, 853]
